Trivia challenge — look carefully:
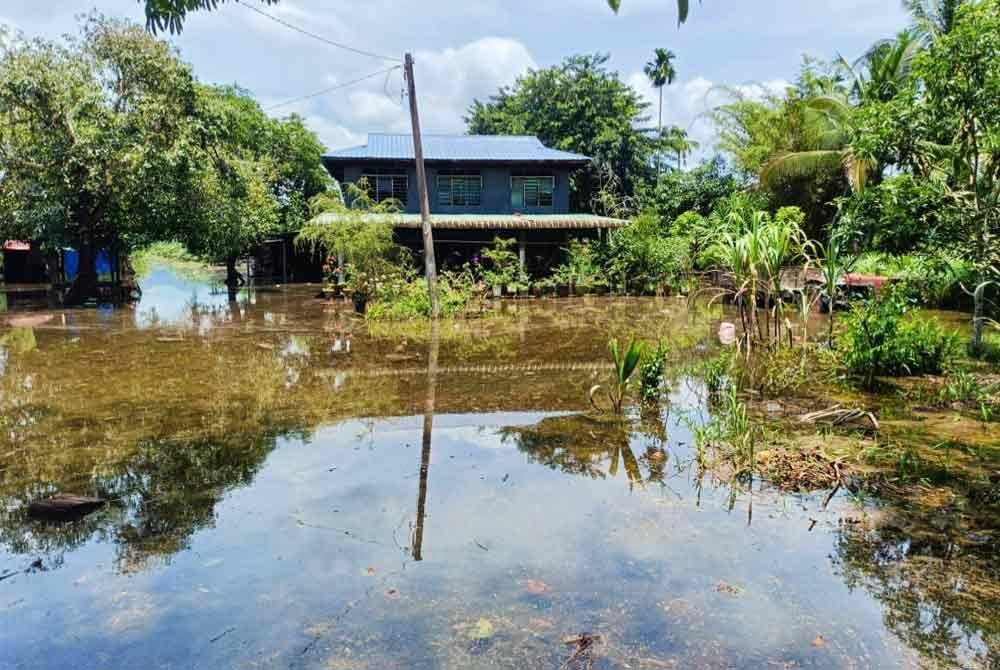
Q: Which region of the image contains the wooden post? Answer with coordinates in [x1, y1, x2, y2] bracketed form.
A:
[404, 53, 440, 318]
[518, 231, 527, 270]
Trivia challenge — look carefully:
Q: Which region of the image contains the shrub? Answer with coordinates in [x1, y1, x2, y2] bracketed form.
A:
[639, 340, 669, 401]
[840, 291, 961, 388]
[365, 269, 475, 321]
[608, 213, 692, 293]
[551, 238, 606, 289]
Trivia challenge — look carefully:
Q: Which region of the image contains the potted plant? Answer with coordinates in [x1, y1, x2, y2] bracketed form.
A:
[343, 263, 376, 313]
[481, 237, 520, 299]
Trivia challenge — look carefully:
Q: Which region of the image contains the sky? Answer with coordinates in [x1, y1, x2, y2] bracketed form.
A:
[0, 1, 910, 161]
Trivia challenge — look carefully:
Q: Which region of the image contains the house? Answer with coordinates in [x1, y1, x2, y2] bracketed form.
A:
[316, 134, 628, 275]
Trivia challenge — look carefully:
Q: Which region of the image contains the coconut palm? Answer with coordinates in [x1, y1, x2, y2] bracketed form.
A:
[663, 126, 699, 170]
[903, 0, 969, 40]
[760, 31, 921, 194]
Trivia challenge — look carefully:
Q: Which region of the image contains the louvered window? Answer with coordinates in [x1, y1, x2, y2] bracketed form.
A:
[511, 176, 554, 209]
[360, 172, 408, 206]
[437, 171, 482, 207]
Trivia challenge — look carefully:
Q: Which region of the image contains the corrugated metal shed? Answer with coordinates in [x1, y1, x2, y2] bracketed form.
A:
[324, 134, 590, 164]
[310, 213, 627, 230]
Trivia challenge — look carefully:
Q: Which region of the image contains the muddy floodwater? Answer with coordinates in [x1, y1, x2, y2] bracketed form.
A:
[1, 267, 997, 669]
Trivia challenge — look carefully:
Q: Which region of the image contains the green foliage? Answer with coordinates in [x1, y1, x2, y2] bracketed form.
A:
[552, 239, 606, 289]
[143, 0, 279, 34]
[834, 174, 956, 252]
[840, 291, 962, 388]
[639, 340, 670, 401]
[365, 270, 475, 321]
[808, 229, 855, 345]
[638, 157, 741, 226]
[480, 237, 524, 289]
[466, 54, 665, 210]
[591, 337, 645, 414]
[0, 17, 328, 300]
[699, 350, 733, 396]
[706, 207, 807, 347]
[296, 183, 403, 298]
[0, 16, 200, 299]
[184, 84, 329, 268]
[852, 252, 974, 307]
[608, 214, 692, 293]
[130, 241, 210, 279]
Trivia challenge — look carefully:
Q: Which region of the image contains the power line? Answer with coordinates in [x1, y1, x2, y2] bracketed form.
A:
[264, 65, 402, 112]
[233, 0, 402, 63]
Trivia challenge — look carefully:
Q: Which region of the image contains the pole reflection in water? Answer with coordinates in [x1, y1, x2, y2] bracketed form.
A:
[412, 319, 440, 561]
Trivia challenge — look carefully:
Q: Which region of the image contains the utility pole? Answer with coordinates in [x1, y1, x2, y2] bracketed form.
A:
[404, 52, 440, 318]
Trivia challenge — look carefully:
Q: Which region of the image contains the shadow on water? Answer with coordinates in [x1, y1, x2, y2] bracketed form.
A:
[0, 265, 997, 669]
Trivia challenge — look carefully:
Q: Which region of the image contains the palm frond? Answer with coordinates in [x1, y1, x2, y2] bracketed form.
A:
[760, 150, 846, 188]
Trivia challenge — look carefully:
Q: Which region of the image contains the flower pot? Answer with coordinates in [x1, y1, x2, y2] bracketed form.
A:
[352, 293, 368, 314]
[556, 284, 570, 298]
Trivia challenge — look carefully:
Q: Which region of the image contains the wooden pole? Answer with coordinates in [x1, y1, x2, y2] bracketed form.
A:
[404, 53, 441, 318]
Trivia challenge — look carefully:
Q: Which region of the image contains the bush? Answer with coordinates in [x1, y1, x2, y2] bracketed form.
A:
[840, 291, 961, 388]
[365, 269, 475, 321]
[608, 213, 692, 293]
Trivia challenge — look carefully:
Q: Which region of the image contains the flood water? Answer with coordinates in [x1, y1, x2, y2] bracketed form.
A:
[1, 267, 997, 669]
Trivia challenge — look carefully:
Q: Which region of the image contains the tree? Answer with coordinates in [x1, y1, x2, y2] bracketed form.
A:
[0, 16, 201, 304]
[466, 53, 661, 210]
[759, 32, 921, 197]
[714, 76, 848, 239]
[608, 0, 696, 24]
[903, 0, 970, 40]
[663, 125, 698, 171]
[911, 0, 1000, 352]
[644, 48, 677, 133]
[142, 0, 278, 33]
[182, 85, 329, 297]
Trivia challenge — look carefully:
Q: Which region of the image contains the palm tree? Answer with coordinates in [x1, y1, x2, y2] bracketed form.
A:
[903, 0, 969, 40]
[663, 126, 699, 170]
[760, 30, 921, 194]
[644, 49, 677, 133]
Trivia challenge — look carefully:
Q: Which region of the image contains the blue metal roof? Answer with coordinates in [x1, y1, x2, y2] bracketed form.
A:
[323, 133, 590, 163]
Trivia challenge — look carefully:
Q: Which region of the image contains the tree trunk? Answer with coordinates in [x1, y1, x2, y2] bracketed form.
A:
[972, 282, 984, 356]
[65, 239, 98, 306]
[657, 86, 664, 175]
[225, 255, 243, 303]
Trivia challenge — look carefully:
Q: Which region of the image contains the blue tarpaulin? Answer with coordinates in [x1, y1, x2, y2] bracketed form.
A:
[63, 248, 114, 282]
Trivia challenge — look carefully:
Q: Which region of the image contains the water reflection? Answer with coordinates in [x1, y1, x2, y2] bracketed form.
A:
[0, 266, 997, 669]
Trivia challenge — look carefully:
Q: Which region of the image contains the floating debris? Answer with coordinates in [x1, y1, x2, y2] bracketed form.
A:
[27, 494, 105, 522]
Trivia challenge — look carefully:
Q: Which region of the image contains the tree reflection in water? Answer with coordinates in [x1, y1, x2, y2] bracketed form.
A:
[499, 414, 652, 487]
[834, 494, 1000, 670]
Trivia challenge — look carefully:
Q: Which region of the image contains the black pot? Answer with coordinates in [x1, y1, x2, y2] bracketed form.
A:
[353, 293, 368, 314]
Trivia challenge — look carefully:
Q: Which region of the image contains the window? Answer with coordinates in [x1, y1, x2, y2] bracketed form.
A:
[511, 176, 554, 209]
[437, 171, 482, 207]
[360, 171, 408, 206]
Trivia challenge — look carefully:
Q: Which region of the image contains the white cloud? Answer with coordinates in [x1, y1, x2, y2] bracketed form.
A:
[627, 71, 790, 164]
[272, 37, 536, 151]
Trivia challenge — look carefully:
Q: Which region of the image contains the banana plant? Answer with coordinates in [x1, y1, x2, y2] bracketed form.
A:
[590, 338, 645, 414]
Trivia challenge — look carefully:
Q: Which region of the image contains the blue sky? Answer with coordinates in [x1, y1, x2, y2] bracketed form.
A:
[0, 1, 910, 159]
